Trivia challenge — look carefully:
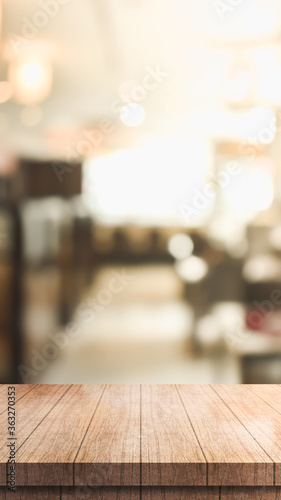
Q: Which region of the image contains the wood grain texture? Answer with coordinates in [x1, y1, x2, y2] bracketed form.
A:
[248, 385, 281, 486]
[0, 386, 12, 410]
[0, 384, 68, 486]
[0, 385, 70, 453]
[177, 385, 274, 486]
[141, 385, 207, 486]
[0, 385, 37, 415]
[15, 385, 105, 486]
[0, 487, 60, 499]
[213, 385, 281, 485]
[0, 385, 70, 486]
[75, 385, 141, 486]
[141, 487, 219, 499]
[221, 487, 281, 499]
[2, 486, 281, 499]
[246, 385, 281, 414]
[0, 384, 280, 489]
[62, 487, 140, 499]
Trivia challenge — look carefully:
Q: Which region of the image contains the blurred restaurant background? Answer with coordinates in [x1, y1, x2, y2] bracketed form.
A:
[1, 0, 281, 383]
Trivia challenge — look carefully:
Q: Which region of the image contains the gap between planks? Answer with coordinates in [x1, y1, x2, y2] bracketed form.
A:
[211, 385, 275, 467]
[13, 385, 73, 457]
[72, 384, 107, 486]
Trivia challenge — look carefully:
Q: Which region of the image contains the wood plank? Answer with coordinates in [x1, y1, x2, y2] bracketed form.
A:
[1, 487, 281, 500]
[213, 385, 281, 484]
[0, 487, 60, 499]
[0, 386, 12, 399]
[15, 385, 105, 486]
[246, 385, 281, 415]
[62, 487, 140, 499]
[0, 379, 37, 479]
[0, 385, 37, 415]
[0, 386, 29, 486]
[141, 385, 207, 486]
[221, 487, 281, 499]
[75, 385, 140, 486]
[0, 385, 69, 486]
[177, 385, 274, 486]
[0, 467, 4, 487]
[0, 384, 280, 490]
[141, 487, 219, 499]
[0, 385, 71, 456]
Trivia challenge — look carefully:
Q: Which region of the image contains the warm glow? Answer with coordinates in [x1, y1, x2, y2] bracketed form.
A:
[175, 256, 208, 283]
[243, 254, 281, 282]
[8, 58, 52, 104]
[168, 234, 194, 260]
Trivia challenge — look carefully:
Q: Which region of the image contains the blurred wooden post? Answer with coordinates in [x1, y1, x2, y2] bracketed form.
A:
[0, 157, 82, 382]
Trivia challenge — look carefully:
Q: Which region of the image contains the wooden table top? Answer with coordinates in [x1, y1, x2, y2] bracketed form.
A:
[1, 384, 281, 487]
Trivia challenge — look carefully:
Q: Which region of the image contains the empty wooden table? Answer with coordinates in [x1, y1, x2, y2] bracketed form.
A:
[0, 384, 281, 498]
